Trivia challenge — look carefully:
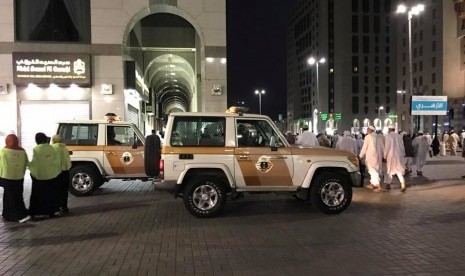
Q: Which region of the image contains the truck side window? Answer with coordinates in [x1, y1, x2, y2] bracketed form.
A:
[107, 126, 142, 146]
[171, 117, 225, 147]
[236, 119, 284, 147]
[107, 126, 121, 145]
[58, 124, 98, 145]
[237, 123, 252, 147]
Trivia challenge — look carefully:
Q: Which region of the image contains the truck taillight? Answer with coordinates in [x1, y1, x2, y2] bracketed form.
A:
[159, 159, 164, 171]
[158, 159, 164, 180]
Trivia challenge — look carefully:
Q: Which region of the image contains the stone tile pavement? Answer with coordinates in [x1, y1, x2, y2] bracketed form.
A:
[0, 155, 463, 275]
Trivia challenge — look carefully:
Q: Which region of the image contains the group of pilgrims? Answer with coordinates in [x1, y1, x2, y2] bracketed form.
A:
[286, 124, 436, 191]
[0, 133, 71, 223]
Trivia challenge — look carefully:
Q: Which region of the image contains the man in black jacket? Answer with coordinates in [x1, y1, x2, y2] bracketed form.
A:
[401, 132, 415, 175]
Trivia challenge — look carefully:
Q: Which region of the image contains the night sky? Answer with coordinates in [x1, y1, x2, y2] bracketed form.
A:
[226, 0, 298, 120]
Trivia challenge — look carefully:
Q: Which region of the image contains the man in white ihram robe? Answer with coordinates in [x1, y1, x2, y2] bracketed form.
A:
[336, 130, 357, 155]
[376, 131, 386, 183]
[383, 126, 406, 192]
[448, 130, 459, 156]
[296, 125, 319, 147]
[412, 131, 429, 176]
[359, 126, 382, 192]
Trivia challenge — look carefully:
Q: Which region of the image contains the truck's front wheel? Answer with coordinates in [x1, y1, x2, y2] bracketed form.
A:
[69, 165, 102, 196]
[311, 172, 352, 214]
[183, 177, 226, 218]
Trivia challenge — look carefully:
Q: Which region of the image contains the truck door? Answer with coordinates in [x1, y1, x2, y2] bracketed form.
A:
[103, 125, 145, 175]
[234, 119, 293, 187]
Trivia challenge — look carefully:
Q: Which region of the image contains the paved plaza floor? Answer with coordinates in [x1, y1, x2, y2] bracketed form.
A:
[0, 155, 464, 275]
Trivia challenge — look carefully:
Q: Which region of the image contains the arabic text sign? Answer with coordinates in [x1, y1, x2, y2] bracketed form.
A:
[411, 96, 447, 115]
[13, 52, 91, 86]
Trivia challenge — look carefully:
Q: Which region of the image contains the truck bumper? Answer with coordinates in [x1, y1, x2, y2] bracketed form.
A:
[350, 171, 362, 187]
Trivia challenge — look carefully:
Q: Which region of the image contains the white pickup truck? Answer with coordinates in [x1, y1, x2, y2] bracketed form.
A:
[157, 107, 360, 217]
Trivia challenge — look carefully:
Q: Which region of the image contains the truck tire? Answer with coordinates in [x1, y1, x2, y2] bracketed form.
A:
[310, 172, 352, 214]
[69, 165, 102, 196]
[144, 134, 161, 177]
[183, 177, 227, 218]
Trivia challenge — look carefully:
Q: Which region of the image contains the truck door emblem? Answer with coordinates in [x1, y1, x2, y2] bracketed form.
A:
[121, 152, 134, 165]
[255, 156, 273, 173]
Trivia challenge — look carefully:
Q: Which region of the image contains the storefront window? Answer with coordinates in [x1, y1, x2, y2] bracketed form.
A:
[15, 0, 90, 43]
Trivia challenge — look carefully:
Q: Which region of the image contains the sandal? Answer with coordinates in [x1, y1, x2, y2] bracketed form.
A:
[401, 183, 407, 192]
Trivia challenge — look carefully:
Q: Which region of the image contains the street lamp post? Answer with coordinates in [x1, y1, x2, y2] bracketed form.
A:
[378, 106, 384, 130]
[254, 89, 265, 114]
[397, 90, 407, 130]
[396, 4, 425, 133]
[308, 56, 326, 133]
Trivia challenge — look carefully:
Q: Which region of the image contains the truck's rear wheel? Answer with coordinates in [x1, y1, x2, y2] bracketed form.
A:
[183, 177, 226, 218]
[69, 165, 102, 196]
[311, 172, 352, 214]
